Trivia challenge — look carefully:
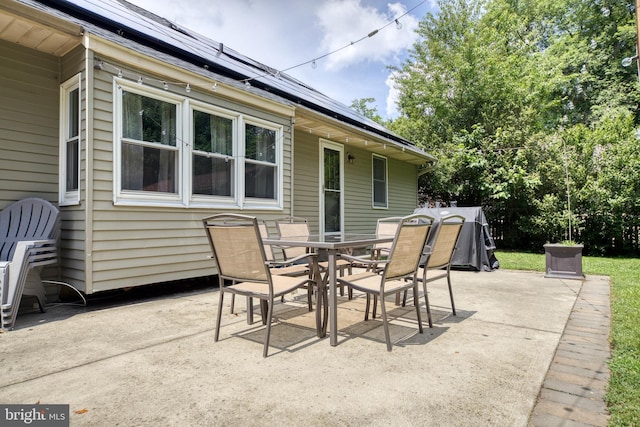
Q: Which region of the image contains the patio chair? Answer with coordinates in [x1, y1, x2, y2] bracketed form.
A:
[349, 216, 403, 273]
[336, 214, 433, 351]
[1, 198, 60, 330]
[402, 214, 465, 327]
[202, 213, 319, 357]
[276, 216, 352, 296]
[230, 220, 314, 322]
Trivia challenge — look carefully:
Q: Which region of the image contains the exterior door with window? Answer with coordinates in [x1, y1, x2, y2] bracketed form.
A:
[321, 141, 344, 235]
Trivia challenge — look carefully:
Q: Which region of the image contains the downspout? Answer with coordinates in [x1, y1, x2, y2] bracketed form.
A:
[418, 159, 437, 177]
[83, 44, 95, 294]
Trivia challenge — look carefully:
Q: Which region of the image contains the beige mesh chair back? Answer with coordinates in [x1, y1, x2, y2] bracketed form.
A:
[382, 216, 433, 282]
[258, 221, 276, 262]
[336, 214, 433, 351]
[203, 213, 316, 357]
[275, 216, 310, 260]
[364, 216, 402, 272]
[373, 217, 402, 255]
[420, 214, 465, 322]
[1, 198, 60, 330]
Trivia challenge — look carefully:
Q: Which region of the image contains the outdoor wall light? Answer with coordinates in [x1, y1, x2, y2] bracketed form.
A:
[347, 153, 355, 164]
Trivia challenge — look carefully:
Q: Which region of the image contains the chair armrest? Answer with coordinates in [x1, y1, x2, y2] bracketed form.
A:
[338, 253, 389, 266]
[21, 239, 57, 267]
[268, 252, 317, 267]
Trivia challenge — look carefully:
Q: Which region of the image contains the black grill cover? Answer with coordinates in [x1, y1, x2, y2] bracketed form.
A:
[413, 207, 498, 271]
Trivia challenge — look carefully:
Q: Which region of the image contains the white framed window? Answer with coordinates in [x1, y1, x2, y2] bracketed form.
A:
[190, 102, 237, 205]
[114, 78, 283, 209]
[242, 118, 282, 208]
[372, 154, 388, 208]
[59, 73, 81, 205]
[114, 81, 182, 205]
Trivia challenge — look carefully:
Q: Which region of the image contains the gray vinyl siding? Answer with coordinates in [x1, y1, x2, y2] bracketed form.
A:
[292, 129, 321, 232]
[86, 58, 293, 293]
[58, 46, 87, 288]
[387, 157, 419, 215]
[0, 40, 58, 206]
[292, 129, 419, 235]
[344, 150, 419, 234]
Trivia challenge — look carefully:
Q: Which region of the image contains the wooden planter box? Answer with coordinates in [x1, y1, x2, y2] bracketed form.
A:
[544, 243, 584, 280]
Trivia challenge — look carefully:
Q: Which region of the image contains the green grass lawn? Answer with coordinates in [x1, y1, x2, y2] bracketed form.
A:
[495, 251, 640, 426]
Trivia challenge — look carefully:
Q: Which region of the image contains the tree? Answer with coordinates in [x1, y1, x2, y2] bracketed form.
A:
[389, 0, 640, 254]
[349, 98, 384, 124]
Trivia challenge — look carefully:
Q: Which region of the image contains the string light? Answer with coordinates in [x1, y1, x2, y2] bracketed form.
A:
[91, 2, 430, 105]
[94, 59, 425, 158]
[241, 0, 428, 83]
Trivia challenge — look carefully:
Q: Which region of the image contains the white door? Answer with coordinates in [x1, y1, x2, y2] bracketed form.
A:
[320, 140, 344, 235]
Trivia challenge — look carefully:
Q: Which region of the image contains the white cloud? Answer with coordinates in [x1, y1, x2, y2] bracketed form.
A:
[385, 71, 401, 118]
[316, 1, 419, 71]
[124, 0, 433, 119]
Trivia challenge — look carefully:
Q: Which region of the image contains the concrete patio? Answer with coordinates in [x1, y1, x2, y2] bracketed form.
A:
[0, 269, 610, 426]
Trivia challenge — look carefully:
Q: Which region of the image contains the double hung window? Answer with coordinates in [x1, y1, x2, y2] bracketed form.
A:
[120, 91, 178, 194]
[59, 74, 81, 205]
[372, 154, 388, 208]
[114, 79, 282, 208]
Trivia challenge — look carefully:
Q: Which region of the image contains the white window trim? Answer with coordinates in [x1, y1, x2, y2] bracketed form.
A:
[59, 73, 82, 206]
[319, 139, 344, 235]
[188, 100, 240, 208]
[113, 77, 283, 210]
[240, 116, 284, 210]
[372, 154, 388, 209]
[113, 78, 184, 207]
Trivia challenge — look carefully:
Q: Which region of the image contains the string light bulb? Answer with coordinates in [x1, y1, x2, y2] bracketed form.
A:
[395, 19, 403, 30]
[212, 83, 218, 91]
[163, 81, 169, 90]
[622, 55, 638, 67]
[185, 83, 191, 93]
[117, 69, 123, 78]
[311, 60, 317, 69]
[137, 76, 143, 85]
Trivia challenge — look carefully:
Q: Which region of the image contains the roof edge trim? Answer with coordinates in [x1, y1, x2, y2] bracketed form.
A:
[84, 33, 295, 118]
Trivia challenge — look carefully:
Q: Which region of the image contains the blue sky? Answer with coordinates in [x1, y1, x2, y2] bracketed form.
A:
[126, 0, 438, 119]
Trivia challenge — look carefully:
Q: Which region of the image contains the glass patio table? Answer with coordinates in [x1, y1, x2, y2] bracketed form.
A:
[263, 233, 394, 346]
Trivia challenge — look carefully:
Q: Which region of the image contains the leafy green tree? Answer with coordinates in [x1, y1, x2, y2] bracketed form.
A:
[349, 98, 384, 124]
[389, 0, 640, 254]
